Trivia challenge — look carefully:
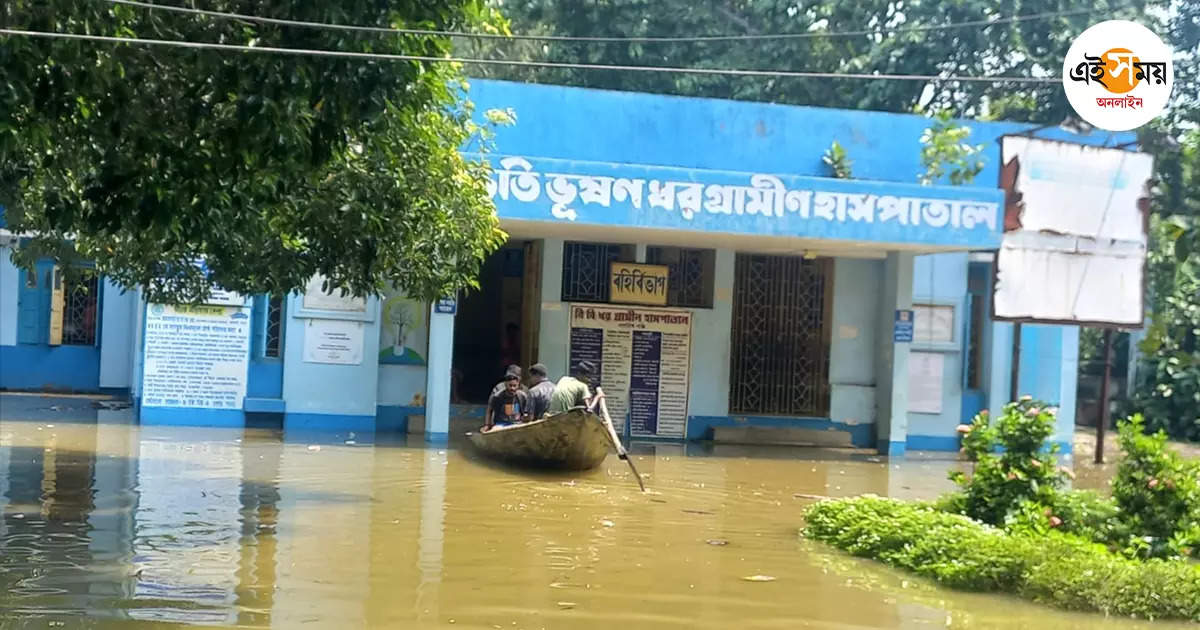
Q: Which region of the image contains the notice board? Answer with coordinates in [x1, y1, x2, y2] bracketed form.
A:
[568, 304, 692, 439]
[142, 303, 251, 410]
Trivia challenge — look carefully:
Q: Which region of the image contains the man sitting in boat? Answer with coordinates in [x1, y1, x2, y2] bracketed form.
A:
[484, 372, 531, 431]
[547, 360, 596, 414]
[527, 363, 556, 420]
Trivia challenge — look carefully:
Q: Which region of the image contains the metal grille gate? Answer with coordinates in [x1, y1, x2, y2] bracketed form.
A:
[729, 254, 832, 416]
[62, 273, 98, 346]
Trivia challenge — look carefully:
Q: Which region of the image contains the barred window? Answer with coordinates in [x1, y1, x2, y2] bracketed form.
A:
[645, 246, 715, 309]
[561, 241, 635, 303]
[966, 295, 986, 389]
[265, 295, 284, 358]
[62, 272, 98, 346]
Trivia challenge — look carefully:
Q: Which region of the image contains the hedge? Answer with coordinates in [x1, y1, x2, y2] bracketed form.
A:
[803, 495, 1200, 622]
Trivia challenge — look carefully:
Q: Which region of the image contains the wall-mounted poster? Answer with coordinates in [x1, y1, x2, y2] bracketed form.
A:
[303, 318, 365, 365]
[142, 303, 251, 410]
[568, 304, 692, 439]
[907, 351, 945, 414]
[380, 294, 427, 365]
[302, 273, 367, 313]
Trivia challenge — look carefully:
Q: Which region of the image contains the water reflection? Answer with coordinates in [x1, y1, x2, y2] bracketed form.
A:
[0, 403, 1192, 629]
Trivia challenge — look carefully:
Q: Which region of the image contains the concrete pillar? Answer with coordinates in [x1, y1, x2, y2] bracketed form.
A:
[424, 300, 455, 442]
[130, 292, 146, 402]
[99, 279, 135, 390]
[0, 245, 17, 347]
[987, 321, 1014, 419]
[538, 238, 569, 379]
[635, 243, 647, 263]
[875, 251, 914, 456]
[1056, 326, 1080, 454]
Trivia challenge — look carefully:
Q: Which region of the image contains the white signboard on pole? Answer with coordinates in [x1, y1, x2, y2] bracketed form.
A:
[994, 137, 1151, 327]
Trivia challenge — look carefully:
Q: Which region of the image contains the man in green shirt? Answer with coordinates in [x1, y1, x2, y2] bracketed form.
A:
[547, 360, 596, 414]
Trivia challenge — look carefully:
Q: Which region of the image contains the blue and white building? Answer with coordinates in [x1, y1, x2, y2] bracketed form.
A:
[0, 80, 1132, 455]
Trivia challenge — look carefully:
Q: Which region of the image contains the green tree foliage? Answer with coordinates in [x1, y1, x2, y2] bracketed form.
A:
[1, 1, 509, 303]
[1127, 130, 1200, 440]
[467, 0, 1158, 120]
[1117, 0, 1200, 440]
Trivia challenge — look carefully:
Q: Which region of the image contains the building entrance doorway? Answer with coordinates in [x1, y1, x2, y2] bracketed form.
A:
[729, 254, 833, 417]
[451, 240, 542, 404]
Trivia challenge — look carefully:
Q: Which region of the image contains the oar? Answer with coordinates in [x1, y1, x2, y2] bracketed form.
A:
[592, 387, 646, 493]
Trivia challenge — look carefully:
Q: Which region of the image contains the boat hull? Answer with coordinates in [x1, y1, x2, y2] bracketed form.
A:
[467, 409, 614, 471]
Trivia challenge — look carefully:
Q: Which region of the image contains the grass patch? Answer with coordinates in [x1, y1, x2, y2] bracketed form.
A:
[803, 495, 1200, 622]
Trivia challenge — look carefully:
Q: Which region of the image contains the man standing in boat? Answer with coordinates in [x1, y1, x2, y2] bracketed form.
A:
[547, 360, 596, 414]
[527, 363, 556, 420]
[485, 364, 529, 428]
[484, 372, 531, 431]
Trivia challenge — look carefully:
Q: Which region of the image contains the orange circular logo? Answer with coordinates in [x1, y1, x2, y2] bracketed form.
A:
[1099, 47, 1141, 93]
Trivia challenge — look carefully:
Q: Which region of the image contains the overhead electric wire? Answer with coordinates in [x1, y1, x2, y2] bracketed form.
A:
[102, 0, 1137, 44]
[0, 28, 1062, 84]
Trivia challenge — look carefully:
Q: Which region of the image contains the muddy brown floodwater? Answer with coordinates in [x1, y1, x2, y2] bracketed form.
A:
[0, 409, 1193, 629]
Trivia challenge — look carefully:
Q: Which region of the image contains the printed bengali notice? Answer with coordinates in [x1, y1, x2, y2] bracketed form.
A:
[142, 304, 251, 410]
[568, 304, 692, 438]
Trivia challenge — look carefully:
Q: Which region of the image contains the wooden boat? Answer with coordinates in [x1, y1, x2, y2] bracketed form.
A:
[466, 407, 615, 471]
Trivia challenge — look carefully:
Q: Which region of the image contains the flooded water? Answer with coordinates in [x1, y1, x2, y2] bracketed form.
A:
[0, 397, 1191, 629]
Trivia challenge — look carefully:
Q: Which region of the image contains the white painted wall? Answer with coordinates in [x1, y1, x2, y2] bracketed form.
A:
[829, 258, 883, 427]
[99, 279, 137, 388]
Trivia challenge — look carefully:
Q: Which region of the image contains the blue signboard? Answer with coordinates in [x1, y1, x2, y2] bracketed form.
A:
[471, 153, 1004, 249]
[894, 309, 914, 342]
[435, 297, 457, 315]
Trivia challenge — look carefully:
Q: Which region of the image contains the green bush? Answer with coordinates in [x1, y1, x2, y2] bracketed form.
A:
[1005, 491, 1125, 547]
[804, 495, 1027, 590]
[1113, 414, 1200, 559]
[803, 496, 1200, 622]
[948, 398, 1067, 526]
[1022, 548, 1200, 621]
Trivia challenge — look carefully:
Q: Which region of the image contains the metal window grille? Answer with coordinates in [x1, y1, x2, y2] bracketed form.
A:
[265, 296, 284, 358]
[729, 254, 832, 416]
[62, 273, 98, 346]
[561, 242, 633, 303]
[646, 247, 713, 308]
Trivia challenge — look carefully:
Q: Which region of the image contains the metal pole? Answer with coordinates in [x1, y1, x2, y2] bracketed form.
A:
[1096, 328, 1114, 464]
[1009, 323, 1022, 402]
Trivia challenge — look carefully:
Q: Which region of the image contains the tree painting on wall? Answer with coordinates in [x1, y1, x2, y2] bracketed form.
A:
[380, 294, 427, 365]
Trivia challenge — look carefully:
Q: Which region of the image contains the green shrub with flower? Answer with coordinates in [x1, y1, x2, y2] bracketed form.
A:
[802, 396, 1200, 621]
[1112, 414, 1200, 560]
[947, 397, 1069, 526]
